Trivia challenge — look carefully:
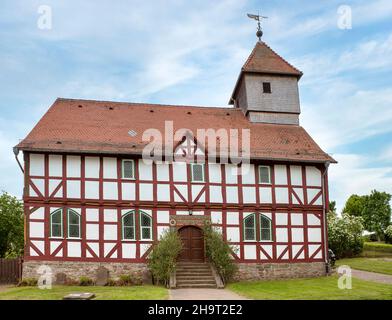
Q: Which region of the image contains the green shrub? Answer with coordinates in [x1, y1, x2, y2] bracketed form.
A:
[203, 223, 237, 283]
[17, 278, 38, 287]
[105, 279, 117, 286]
[384, 225, 392, 244]
[78, 276, 94, 286]
[148, 230, 182, 286]
[328, 212, 364, 259]
[364, 241, 392, 252]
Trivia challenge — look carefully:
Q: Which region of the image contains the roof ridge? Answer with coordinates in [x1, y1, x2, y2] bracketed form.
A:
[56, 97, 238, 111]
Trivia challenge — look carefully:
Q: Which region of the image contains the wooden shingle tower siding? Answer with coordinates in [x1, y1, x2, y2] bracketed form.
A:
[16, 41, 336, 282]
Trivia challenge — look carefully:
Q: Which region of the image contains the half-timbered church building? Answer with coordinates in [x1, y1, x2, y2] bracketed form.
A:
[16, 39, 335, 286]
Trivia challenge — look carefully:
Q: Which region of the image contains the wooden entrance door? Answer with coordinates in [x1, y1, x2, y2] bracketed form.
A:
[178, 226, 204, 262]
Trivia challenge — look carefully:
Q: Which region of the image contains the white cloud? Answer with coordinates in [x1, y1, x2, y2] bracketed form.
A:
[329, 153, 392, 213]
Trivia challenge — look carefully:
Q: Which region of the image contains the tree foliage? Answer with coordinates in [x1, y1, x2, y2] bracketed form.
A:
[384, 225, 392, 244]
[327, 212, 364, 259]
[203, 223, 237, 283]
[343, 190, 391, 240]
[0, 192, 24, 258]
[148, 230, 182, 287]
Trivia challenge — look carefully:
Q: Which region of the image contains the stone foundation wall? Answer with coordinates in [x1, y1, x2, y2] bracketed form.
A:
[23, 260, 150, 284]
[234, 262, 327, 281]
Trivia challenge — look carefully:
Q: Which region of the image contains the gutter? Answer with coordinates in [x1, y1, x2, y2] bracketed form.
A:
[322, 161, 330, 272]
[13, 147, 24, 173]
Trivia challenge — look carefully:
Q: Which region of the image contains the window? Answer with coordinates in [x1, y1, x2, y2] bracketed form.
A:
[262, 82, 271, 93]
[140, 211, 152, 240]
[258, 166, 271, 184]
[122, 211, 135, 240]
[122, 160, 135, 179]
[67, 209, 80, 238]
[243, 214, 256, 241]
[260, 214, 272, 241]
[191, 163, 205, 182]
[50, 209, 63, 238]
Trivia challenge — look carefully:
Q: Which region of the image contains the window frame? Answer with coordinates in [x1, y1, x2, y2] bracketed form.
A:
[259, 214, 273, 242]
[190, 163, 205, 183]
[122, 159, 135, 180]
[67, 209, 81, 239]
[262, 82, 271, 93]
[243, 213, 256, 242]
[50, 209, 63, 238]
[139, 211, 153, 241]
[258, 165, 271, 184]
[122, 210, 136, 241]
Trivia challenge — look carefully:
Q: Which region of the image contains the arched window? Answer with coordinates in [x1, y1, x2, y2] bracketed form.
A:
[140, 211, 152, 240]
[67, 209, 81, 238]
[122, 211, 135, 240]
[243, 214, 256, 241]
[50, 209, 63, 238]
[260, 214, 272, 241]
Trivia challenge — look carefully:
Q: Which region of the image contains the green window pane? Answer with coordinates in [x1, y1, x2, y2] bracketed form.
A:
[261, 229, 271, 241]
[51, 211, 61, 223]
[244, 215, 255, 240]
[68, 212, 79, 225]
[124, 226, 135, 240]
[141, 213, 151, 227]
[259, 166, 270, 184]
[123, 161, 134, 178]
[123, 213, 134, 227]
[69, 225, 80, 238]
[51, 224, 62, 237]
[192, 164, 204, 182]
[141, 227, 151, 240]
[244, 227, 255, 240]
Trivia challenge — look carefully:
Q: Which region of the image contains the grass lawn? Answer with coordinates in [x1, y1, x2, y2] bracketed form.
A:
[336, 257, 392, 275]
[0, 285, 168, 300]
[227, 276, 392, 300]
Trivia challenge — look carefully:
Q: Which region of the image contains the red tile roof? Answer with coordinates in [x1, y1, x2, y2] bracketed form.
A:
[16, 98, 335, 163]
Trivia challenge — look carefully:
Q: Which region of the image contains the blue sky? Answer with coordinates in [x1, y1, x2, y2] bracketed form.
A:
[0, 0, 391, 212]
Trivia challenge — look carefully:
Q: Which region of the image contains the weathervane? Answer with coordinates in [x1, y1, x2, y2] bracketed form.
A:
[247, 12, 268, 41]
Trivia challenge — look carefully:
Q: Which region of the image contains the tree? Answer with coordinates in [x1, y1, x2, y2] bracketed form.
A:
[361, 190, 391, 240]
[327, 212, 364, 258]
[0, 192, 24, 258]
[329, 201, 337, 214]
[343, 194, 365, 217]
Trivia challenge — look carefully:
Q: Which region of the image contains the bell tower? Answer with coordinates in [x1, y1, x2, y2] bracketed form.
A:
[229, 41, 303, 125]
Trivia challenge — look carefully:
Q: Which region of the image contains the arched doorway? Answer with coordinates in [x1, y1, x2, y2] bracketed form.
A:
[178, 226, 204, 262]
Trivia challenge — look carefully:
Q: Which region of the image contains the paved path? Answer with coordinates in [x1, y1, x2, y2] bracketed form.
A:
[350, 269, 392, 285]
[169, 288, 249, 300]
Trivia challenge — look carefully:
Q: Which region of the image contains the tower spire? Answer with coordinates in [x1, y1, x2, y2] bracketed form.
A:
[247, 12, 268, 41]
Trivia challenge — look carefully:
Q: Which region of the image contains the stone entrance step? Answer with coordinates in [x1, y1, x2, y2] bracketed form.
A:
[175, 262, 217, 289]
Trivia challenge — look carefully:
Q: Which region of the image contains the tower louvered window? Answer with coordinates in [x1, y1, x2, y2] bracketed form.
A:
[191, 163, 205, 182]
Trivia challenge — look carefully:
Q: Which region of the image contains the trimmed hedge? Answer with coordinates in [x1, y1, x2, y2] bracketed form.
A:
[364, 242, 392, 252]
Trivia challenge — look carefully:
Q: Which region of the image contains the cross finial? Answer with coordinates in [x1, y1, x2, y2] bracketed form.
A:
[247, 12, 268, 41]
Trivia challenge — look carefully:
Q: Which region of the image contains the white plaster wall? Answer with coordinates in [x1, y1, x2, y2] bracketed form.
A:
[49, 155, 63, 177]
[103, 182, 118, 200]
[29, 154, 44, 176]
[48, 179, 62, 197]
[29, 222, 44, 238]
[225, 164, 238, 184]
[156, 163, 169, 181]
[86, 224, 99, 240]
[244, 245, 257, 259]
[86, 208, 99, 222]
[30, 179, 44, 197]
[226, 186, 238, 203]
[209, 186, 222, 203]
[259, 187, 272, 203]
[121, 183, 135, 201]
[104, 209, 117, 222]
[174, 184, 188, 202]
[30, 207, 45, 219]
[226, 212, 239, 225]
[139, 161, 153, 181]
[242, 186, 256, 203]
[291, 228, 304, 242]
[122, 243, 136, 259]
[276, 228, 288, 242]
[85, 181, 99, 199]
[139, 183, 153, 201]
[103, 157, 117, 179]
[274, 165, 287, 184]
[104, 225, 117, 240]
[67, 156, 81, 177]
[157, 184, 170, 201]
[290, 165, 302, 185]
[275, 213, 288, 225]
[275, 187, 289, 204]
[307, 214, 321, 226]
[308, 228, 322, 242]
[211, 211, 222, 224]
[157, 211, 170, 224]
[157, 226, 170, 239]
[241, 164, 255, 184]
[291, 213, 303, 225]
[67, 180, 81, 198]
[226, 227, 240, 242]
[208, 163, 221, 183]
[306, 166, 322, 187]
[68, 242, 81, 257]
[172, 162, 187, 182]
[85, 157, 100, 178]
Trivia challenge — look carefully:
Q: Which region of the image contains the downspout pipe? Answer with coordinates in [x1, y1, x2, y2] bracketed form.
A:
[322, 161, 330, 273]
[13, 147, 24, 173]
